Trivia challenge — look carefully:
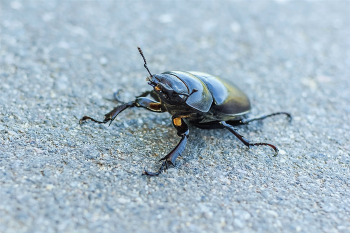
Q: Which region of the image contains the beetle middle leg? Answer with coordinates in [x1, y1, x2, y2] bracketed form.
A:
[220, 121, 279, 156]
[79, 97, 164, 126]
[143, 117, 189, 176]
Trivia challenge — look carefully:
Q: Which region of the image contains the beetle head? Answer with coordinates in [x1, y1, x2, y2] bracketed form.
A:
[146, 74, 192, 104]
[138, 47, 195, 104]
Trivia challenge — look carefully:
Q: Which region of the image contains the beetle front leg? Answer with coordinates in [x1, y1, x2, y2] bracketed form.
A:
[143, 117, 189, 176]
[79, 97, 164, 126]
[220, 121, 278, 156]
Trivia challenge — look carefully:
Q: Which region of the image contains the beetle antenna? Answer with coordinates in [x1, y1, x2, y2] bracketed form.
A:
[138, 47, 153, 77]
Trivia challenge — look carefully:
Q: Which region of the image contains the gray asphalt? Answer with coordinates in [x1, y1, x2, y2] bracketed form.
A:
[1, 1, 350, 232]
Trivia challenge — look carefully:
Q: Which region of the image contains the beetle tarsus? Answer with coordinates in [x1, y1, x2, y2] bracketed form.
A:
[241, 112, 292, 124]
[79, 116, 109, 125]
[79, 101, 136, 126]
[249, 142, 279, 156]
[142, 162, 168, 176]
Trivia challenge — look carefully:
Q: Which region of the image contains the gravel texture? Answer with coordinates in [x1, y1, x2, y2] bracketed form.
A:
[1, 1, 350, 232]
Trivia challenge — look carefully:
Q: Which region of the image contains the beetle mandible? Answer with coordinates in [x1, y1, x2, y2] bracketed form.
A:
[80, 47, 291, 176]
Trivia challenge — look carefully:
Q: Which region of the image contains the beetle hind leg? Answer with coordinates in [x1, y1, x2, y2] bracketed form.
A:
[220, 121, 278, 156]
[240, 112, 292, 125]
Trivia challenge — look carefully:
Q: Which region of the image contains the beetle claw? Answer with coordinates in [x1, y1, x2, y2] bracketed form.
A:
[142, 167, 161, 176]
[79, 116, 109, 125]
[142, 161, 168, 176]
[159, 157, 175, 167]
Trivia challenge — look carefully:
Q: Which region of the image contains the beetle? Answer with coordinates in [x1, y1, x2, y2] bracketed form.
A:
[80, 47, 291, 176]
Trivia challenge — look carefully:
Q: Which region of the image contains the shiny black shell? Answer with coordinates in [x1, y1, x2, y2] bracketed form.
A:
[162, 71, 251, 123]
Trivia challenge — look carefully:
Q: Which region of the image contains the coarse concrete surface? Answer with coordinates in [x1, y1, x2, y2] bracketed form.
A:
[1, 1, 350, 233]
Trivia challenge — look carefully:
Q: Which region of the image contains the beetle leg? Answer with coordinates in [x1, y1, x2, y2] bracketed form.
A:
[220, 121, 278, 156]
[240, 112, 292, 125]
[79, 97, 164, 126]
[135, 90, 160, 102]
[80, 101, 135, 125]
[135, 90, 153, 98]
[112, 89, 125, 103]
[143, 117, 189, 176]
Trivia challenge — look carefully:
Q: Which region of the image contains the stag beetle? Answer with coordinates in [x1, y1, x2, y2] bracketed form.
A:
[80, 47, 291, 176]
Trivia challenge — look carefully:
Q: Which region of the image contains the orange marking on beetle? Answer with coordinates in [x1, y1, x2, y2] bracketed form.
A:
[173, 117, 182, 127]
[149, 103, 161, 110]
[154, 86, 161, 91]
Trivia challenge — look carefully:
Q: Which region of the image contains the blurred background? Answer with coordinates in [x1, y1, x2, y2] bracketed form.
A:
[1, 1, 350, 233]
